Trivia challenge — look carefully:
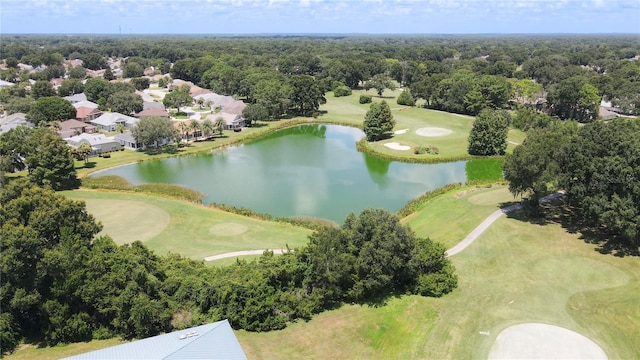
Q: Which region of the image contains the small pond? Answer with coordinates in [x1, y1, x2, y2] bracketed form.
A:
[96, 124, 473, 223]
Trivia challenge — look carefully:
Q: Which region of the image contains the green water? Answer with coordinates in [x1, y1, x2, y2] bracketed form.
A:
[98, 124, 474, 223]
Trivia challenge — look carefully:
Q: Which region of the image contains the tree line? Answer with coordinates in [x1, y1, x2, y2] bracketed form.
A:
[0, 180, 456, 355]
[504, 118, 640, 248]
[1, 35, 638, 123]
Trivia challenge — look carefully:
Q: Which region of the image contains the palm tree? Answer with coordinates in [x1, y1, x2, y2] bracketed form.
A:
[188, 120, 202, 141]
[213, 117, 225, 136]
[176, 121, 188, 142]
[201, 119, 214, 139]
[115, 123, 126, 134]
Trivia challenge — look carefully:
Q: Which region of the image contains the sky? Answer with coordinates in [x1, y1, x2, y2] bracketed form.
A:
[1, 0, 639, 35]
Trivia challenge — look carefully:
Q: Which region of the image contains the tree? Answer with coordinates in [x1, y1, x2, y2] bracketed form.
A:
[504, 121, 578, 204]
[0, 126, 32, 172]
[363, 100, 395, 141]
[558, 119, 640, 245]
[67, 65, 87, 80]
[123, 62, 144, 78]
[131, 116, 177, 149]
[364, 73, 396, 97]
[252, 79, 291, 119]
[57, 78, 84, 97]
[201, 119, 214, 139]
[467, 109, 510, 156]
[84, 77, 110, 103]
[163, 89, 192, 113]
[547, 76, 600, 123]
[81, 52, 108, 70]
[27, 96, 76, 126]
[31, 80, 55, 100]
[213, 117, 225, 136]
[25, 128, 79, 190]
[72, 142, 93, 164]
[103, 67, 116, 81]
[131, 77, 150, 91]
[396, 88, 415, 106]
[106, 91, 143, 115]
[287, 75, 326, 116]
[188, 120, 201, 140]
[242, 103, 269, 126]
[4, 96, 34, 115]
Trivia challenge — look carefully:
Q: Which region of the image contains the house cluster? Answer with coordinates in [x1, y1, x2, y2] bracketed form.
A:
[1, 58, 249, 157]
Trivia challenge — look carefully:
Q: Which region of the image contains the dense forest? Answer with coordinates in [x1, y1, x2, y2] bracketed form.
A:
[1, 35, 639, 119]
[1, 35, 639, 355]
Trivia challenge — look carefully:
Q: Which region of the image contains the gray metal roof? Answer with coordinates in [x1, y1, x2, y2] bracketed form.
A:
[61, 320, 247, 360]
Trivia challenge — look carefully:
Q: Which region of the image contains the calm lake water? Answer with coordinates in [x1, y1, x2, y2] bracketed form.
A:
[97, 124, 469, 223]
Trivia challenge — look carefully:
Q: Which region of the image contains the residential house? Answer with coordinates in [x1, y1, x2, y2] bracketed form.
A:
[73, 100, 99, 109]
[50, 78, 64, 89]
[66, 133, 121, 155]
[0, 112, 33, 135]
[223, 100, 247, 116]
[169, 79, 194, 90]
[64, 93, 87, 104]
[75, 106, 103, 122]
[0, 80, 15, 88]
[58, 119, 96, 139]
[91, 112, 138, 132]
[189, 85, 212, 97]
[599, 107, 618, 120]
[206, 112, 244, 131]
[143, 101, 166, 111]
[114, 131, 144, 150]
[135, 108, 169, 119]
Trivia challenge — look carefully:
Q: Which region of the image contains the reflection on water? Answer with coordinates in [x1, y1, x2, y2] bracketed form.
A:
[96, 125, 468, 223]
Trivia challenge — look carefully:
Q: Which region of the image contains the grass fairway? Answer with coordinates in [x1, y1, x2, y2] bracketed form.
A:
[234, 188, 640, 359]
[62, 190, 312, 260]
[403, 184, 519, 249]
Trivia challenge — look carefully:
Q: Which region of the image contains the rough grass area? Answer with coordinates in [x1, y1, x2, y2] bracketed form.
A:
[4, 338, 126, 360]
[81, 176, 205, 203]
[62, 190, 311, 259]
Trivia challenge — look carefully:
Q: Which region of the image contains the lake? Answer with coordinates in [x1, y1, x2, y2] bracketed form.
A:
[96, 124, 470, 223]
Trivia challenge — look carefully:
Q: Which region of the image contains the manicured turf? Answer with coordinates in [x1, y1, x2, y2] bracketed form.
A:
[403, 184, 519, 249]
[62, 190, 312, 260]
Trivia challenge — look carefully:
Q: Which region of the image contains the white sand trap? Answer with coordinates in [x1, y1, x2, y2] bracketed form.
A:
[394, 128, 409, 134]
[488, 323, 607, 359]
[415, 127, 453, 137]
[384, 142, 411, 151]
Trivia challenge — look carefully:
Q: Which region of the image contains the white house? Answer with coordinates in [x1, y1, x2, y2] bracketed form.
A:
[0, 112, 33, 135]
[64, 93, 87, 104]
[206, 112, 244, 130]
[66, 133, 121, 155]
[91, 112, 139, 132]
[114, 131, 143, 150]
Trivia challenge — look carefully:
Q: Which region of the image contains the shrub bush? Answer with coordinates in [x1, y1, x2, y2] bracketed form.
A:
[397, 88, 416, 106]
[333, 85, 352, 97]
[359, 94, 372, 104]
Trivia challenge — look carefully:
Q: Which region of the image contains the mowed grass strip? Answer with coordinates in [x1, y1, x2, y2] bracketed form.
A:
[62, 190, 312, 260]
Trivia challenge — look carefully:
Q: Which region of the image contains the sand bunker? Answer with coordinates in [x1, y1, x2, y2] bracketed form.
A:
[209, 223, 248, 236]
[488, 323, 607, 359]
[415, 127, 453, 137]
[394, 128, 409, 134]
[384, 142, 411, 151]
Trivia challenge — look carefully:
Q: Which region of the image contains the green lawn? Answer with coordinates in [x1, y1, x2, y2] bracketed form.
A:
[63, 190, 312, 260]
[403, 184, 519, 249]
